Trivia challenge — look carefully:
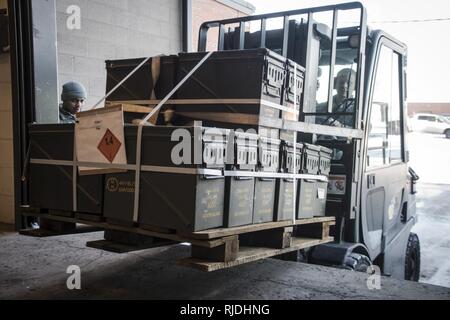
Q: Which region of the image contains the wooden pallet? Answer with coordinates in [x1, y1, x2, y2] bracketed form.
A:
[180, 218, 335, 272]
[86, 230, 176, 253]
[21, 207, 335, 272]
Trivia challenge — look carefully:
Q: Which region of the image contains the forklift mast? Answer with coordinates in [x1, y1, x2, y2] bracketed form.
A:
[197, 2, 368, 243]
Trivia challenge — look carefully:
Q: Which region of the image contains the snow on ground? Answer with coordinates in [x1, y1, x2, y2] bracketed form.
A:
[409, 132, 450, 185]
[409, 132, 450, 288]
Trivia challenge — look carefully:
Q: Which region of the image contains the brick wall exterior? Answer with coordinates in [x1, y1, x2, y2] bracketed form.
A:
[192, 0, 252, 51]
[408, 103, 450, 117]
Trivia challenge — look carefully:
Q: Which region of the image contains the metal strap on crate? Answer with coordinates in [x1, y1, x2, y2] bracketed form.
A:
[133, 51, 215, 223]
[72, 136, 78, 212]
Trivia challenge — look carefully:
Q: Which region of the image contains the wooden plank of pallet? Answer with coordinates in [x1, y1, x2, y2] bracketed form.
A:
[19, 229, 68, 238]
[48, 210, 74, 218]
[19, 224, 101, 238]
[75, 213, 104, 222]
[22, 211, 334, 251]
[105, 103, 159, 124]
[21, 212, 226, 248]
[295, 221, 333, 240]
[140, 224, 177, 235]
[86, 238, 176, 253]
[175, 111, 259, 125]
[239, 227, 293, 249]
[178, 236, 334, 272]
[112, 99, 261, 106]
[105, 102, 154, 114]
[191, 236, 239, 263]
[20, 206, 42, 214]
[187, 217, 335, 240]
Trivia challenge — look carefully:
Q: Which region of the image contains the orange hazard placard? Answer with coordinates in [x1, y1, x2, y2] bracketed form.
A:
[97, 129, 122, 163]
[75, 105, 127, 176]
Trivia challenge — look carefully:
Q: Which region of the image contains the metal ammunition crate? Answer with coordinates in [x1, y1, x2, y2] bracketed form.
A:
[253, 137, 281, 224]
[275, 141, 303, 222]
[175, 49, 285, 138]
[103, 125, 229, 232]
[319, 146, 333, 176]
[301, 143, 321, 175]
[283, 60, 305, 111]
[177, 48, 285, 106]
[105, 55, 178, 102]
[28, 124, 104, 217]
[280, 60, 306, 141]
[224, 131, 258, 228]
[298, 144, 326, 219]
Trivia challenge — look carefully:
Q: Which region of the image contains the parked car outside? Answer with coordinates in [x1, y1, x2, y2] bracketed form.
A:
[410, 113, 450, 138]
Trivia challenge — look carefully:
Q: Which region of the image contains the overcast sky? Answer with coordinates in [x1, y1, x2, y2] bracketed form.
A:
[246, 0, 450, 103]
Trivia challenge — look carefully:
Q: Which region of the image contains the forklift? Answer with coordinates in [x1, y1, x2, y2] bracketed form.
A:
[196, 1, 420, 281]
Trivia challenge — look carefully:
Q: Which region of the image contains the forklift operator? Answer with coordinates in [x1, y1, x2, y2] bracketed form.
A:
[317, 68, 357, 128]
[59, 81, 87, 124]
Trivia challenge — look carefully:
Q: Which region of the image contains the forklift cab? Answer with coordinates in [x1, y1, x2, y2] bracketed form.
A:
[198, 1, 419, 281]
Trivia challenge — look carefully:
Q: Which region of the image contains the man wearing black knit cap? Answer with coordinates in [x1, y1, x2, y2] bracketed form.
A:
[59, 81, 87, 123]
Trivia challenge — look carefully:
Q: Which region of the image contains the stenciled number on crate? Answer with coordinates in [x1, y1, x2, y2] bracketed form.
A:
[75, 106, 127, 175]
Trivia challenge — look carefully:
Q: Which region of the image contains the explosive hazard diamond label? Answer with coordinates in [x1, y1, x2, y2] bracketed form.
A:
[97, 129, 122, 163]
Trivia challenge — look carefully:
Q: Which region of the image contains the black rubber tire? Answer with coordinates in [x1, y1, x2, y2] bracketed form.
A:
[405, 232, 421, 282]
[344, 252, 372, 272]
[445, 130, 450, 139]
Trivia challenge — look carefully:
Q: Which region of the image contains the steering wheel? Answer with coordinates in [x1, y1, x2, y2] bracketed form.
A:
[320, 98, 355, 127]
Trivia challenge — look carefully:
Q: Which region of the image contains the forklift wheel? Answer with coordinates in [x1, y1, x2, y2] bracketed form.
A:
[344, 252, 372, 272]
[405, 233, 421, 282]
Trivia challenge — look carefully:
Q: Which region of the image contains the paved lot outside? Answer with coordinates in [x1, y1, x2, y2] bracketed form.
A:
[409, 132, 450, 288]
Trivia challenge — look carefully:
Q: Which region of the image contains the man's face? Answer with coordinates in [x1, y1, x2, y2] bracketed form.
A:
[63, 98, 85, 115]
[335, 71, 356, 98]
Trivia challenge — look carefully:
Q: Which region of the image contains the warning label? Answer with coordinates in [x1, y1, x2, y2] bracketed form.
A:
[328, 175, 346, 195]
[97, 129, 122, 163]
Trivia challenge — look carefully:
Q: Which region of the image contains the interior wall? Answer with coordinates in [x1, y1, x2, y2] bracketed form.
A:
[55, 0, 182, 108]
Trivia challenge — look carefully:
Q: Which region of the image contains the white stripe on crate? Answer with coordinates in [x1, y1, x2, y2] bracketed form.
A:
[30, 159, 73, 166]
[260, 99, 299, 114]
[113, 99, 301, 115]
[30, 159, 328, 181]
[30, 159, 222, 176]
[141, 166, 222, 176]
[224, 171, 328, 182]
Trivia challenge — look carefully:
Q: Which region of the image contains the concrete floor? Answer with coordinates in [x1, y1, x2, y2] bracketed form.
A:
[1, 132, 449, 300]
[0, 229, 449, 300]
